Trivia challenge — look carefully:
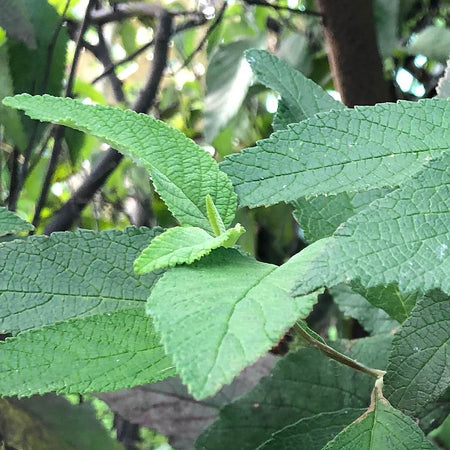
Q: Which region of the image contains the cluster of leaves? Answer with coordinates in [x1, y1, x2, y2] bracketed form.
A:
[1, 0, 450, 448]
[1, 45, 449, 448]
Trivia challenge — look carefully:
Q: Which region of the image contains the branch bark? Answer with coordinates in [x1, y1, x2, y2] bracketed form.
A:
[316, 0, 394, 107]
[44, 11, 173, 234]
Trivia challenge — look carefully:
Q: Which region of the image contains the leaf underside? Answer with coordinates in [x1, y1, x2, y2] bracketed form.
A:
[3, 94, 237, 234]
[148, 247, 319, 399]
[134, 224, 245, 273]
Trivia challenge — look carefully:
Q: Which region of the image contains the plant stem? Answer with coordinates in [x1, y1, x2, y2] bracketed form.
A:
[294, 322, 386, 379]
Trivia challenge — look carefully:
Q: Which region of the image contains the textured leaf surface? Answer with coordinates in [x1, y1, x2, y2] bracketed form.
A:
[134, 224, 245, 273]
[331, 284, 398, 335]
[196, 335, 393, 449]
[323, 388, 434, 449]
[0, 394, 121, 450]
[293, 151, 450, 297]
[204, 38, 262, 142]
[7, 0, 67, 140]
[0, 46, 27, 150]
[384, 290, 450, 417]
[257, 409, 365, 450]
[3, 94, 237, 233]
[0, 206, 33, 236]
[0, 0, 36, 47]
[245, 49, 344, 129]
[0, 308, 175, 396]
[148, 247, 319, 399]
[292, 188, 391, 243]
[221, 99, 450, 208]
[98, 354, 277, 450]
[0, 227, 162, 334]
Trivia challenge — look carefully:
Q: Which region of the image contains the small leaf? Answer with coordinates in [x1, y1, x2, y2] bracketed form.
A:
[330, 284, 398, 335]
[134, 224, 245, 274]
[0, 0, 36, 48]
[206, 194, 226, 236]
[204, 37, 264, 142]
[0, 206, 33, 236]
[3, 94, 237, 233]
[384, 289, 450, 417]
[148, 247, 319, 399]
[245, 49, 344, 129]
[293, 150, 450, 298]
[0, 227, 163, 334]
[407, 26, 450, 62]
[221, 99, 450, 208]
[322, 385, 435, 449]
[0, 308, 175, 397]
[196, 335, 393, 449]
[0, 394, 121, 450]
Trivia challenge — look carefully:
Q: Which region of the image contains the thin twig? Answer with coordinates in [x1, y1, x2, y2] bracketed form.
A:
[176, 2, 227, 72]
[244, 0, 323, 17]
[294, 322, 386, 379]
[33, 0, 97, 229]
[44, 10, 173, 234]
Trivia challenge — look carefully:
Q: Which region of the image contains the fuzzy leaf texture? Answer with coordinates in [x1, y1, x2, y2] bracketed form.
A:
[322, 387, 435, 450]
[0, 227, 163, 334]
[3, 94, 237, 234]
[0, 308, 175, 397]
[292, 150, 450, 298]
[245, 49, 344, 129]
[134, 224, 245, 273]
[384, 290, 450, 417]
[0, 206, 33, 236]
[148, 247, 319, 399]
[221, 98, 450, 208]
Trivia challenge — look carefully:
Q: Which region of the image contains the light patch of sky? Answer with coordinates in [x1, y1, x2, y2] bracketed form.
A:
[327, 90, 342, 102]
[287, 0, 299, 8]
[396, 68, 425, 97]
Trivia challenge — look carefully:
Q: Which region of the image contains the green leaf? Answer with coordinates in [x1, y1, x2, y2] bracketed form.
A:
[330, 284, 398, 335]
[407, 26, 450, 63]
[134, 224, 245, 274]
[147, 247, 319, 399]
[257, 409, 366, 450]
[3, 94, 237, 233]
[0, 45, 27, 150]
[221, 99, 450, 208]
[0, 206, 33, 236]
[0, 307, 175, 396]
[292, 188, 392, 243]
[293, 150, 450, 298]
[351, 281, 420, 323]
[7, 0, 68, 140]
[206, 193, 226, 236]
[437, 58, 450, 99]
[0, 0, 36, 48]
[322, 384, 435, 449]
[0, 227, 163, 334]
[204, 37, 264, 143]
[373, 0, 399, 57]
[245, 49, 344, 130]
[196, 335, 393, 449]
[0, 394, 122, 450]
[384, 290, 450, 417]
